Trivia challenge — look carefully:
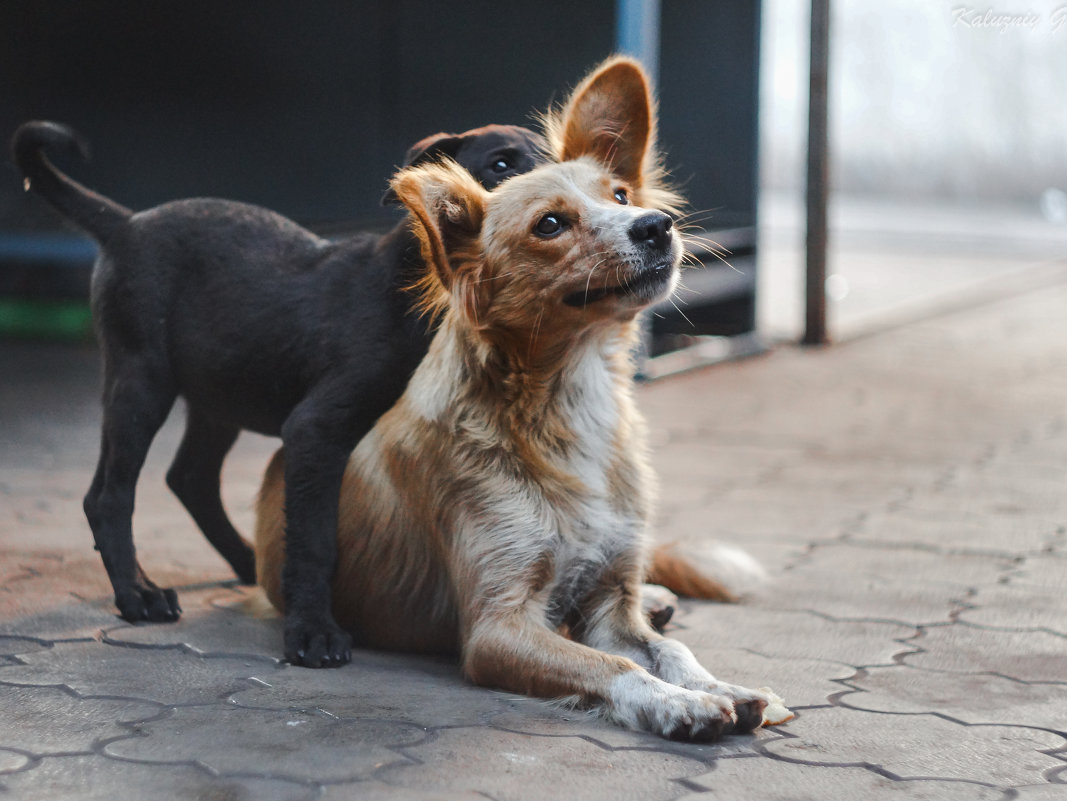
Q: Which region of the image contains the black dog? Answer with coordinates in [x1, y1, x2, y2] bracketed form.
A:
[11, 120, 545, 667]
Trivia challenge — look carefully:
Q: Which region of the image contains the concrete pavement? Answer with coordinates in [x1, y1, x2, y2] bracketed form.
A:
[1, 270, 1066, 798]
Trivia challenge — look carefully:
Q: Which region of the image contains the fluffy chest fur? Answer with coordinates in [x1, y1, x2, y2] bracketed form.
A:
[398, 317, 654, 605]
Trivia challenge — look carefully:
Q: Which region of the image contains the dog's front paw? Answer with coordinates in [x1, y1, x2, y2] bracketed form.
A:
[609, 672, 737, 742]
[284, 616, 353, 668]
[114, 582, 181, 623]
[689, 681, 769, 734]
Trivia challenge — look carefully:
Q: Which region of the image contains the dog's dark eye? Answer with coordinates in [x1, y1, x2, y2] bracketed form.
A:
[491, 157, 512, 173]
[614, 188, 629, 205]
[534, 214, 566, 238]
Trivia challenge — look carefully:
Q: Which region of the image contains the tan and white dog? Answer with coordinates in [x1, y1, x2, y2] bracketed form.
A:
[255, 57, 771, 741]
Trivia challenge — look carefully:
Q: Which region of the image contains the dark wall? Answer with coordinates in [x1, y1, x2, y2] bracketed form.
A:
[2, 0, 758, 229]
[1, 0, 759, 334]
[2, 0, 616, 229]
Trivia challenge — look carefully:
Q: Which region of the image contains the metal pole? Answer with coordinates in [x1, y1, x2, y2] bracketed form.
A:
[617, 0, 661, 375]
[803, 0, 831, 345]
[615, 0, 661, 85]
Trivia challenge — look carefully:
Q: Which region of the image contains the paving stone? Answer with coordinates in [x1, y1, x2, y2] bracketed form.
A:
[768, 544, 1011, 625]
[679, 756, 1008, 800]
[650, 439, 786, 498]
[0, 747, 31, 773]
[0, 550, 117, 626]
[377, 726, 713, 801]
[320, 780, 486, 800]
[1011, 555, 1067, 591]
[672, 605, 916, 667]
[230, 648, 523, 729]
[0, 597, 122, 642]
[908, 472, 1067, 528]
[0, 638, 271, 706]
[840, 665, 1067, 729]
[105, 705, 426, 783]
[652, 490, 829, 559]
[1013, 783, 1067, 800]
[0, 635, 51, 658]
[850, 506, 1059, 556]
[679, 646, 854, 709]
[104, 586, 283, 662]
[0, 685, 159, 754]
[0, 754, 316, 801]
[960, 581, 1067, 636]
[900, 624, 1067, 682]
[760, 706, 1066, 786]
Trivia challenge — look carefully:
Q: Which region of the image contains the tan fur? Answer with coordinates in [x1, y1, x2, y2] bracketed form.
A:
[647, 544, 737, 603]
[254, 57, 768, 740]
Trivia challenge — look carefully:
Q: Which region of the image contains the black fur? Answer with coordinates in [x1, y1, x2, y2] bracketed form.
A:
[10, 120, 545, 667]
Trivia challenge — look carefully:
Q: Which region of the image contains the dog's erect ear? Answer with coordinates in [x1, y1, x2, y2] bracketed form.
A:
[552, 57, 654, 186]
[381, 132, 465, 206]
[389, 161, 488, 320]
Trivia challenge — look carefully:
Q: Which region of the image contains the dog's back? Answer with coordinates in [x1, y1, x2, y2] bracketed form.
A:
[93, 198, 418, 435]
[11, 116, 547, 641]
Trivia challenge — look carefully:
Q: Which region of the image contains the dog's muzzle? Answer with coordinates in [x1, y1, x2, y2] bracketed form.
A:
[563, 260, 676, 308]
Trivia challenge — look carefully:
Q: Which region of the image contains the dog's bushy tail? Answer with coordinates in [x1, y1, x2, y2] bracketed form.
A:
[11, 120, 131, 243]
[647, 541, 767, 603]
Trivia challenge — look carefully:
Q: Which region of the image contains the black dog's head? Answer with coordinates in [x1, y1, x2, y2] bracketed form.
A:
[382, 124, 546, 204]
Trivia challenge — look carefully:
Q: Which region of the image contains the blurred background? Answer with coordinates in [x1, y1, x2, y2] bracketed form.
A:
[760, 0, 1067, 340]
[1, 0, 1065, 350]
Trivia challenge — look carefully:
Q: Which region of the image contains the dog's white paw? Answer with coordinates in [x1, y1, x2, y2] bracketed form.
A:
[684, 680, 769, 733]
[608, 671, 737, 741]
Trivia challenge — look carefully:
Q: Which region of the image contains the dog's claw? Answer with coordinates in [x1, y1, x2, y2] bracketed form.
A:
[115, 583, 182, 624]
[285, 619, 353, 669]
[731, 698, 767, 734]
[668, 717, 726, 743]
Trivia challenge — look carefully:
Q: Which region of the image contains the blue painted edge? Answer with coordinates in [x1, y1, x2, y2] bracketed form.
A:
[0, 233, 98, 264]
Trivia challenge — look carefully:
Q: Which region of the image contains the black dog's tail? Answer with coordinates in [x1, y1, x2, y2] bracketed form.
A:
[11, 121, 132, 243]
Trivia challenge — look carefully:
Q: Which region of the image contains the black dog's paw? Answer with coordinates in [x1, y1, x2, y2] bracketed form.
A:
[115, 584, 181, 623]
[284, 617, 353, 668]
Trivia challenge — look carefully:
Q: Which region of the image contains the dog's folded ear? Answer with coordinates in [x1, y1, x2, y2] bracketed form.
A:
[550, 56, 654, 187]
[381, 132, 465, 205]
[388, 161, 489, 321]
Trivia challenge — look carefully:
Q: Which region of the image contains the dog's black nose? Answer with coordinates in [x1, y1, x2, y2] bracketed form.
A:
[628, 211, 674, 251]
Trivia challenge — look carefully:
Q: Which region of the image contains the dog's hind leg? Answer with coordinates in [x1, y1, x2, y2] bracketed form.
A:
[166, 408, 255, 584]
[84, 357, 180, 622]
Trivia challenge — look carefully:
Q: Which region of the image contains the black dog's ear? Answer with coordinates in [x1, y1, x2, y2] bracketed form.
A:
[381, 132, 465, 205]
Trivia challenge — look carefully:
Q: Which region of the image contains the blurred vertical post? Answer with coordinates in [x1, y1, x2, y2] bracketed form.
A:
[617, 0, 661, 374]
[616, 0, 660, 85]
[804, 0, 831, 345]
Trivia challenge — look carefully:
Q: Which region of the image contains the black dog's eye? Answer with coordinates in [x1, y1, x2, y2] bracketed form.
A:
[491, 157, 512, 173]
[614, 188, 629, 205]
[534, 214, 566, 238]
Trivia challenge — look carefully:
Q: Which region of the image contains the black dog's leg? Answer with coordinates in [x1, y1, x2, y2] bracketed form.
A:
[279, 401, 358, 668]
[83, 358, 180, 622]
[166, 408, 255, 584]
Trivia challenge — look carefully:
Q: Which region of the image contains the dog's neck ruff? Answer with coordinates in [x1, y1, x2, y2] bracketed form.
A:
[407, 311, 639, 442]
